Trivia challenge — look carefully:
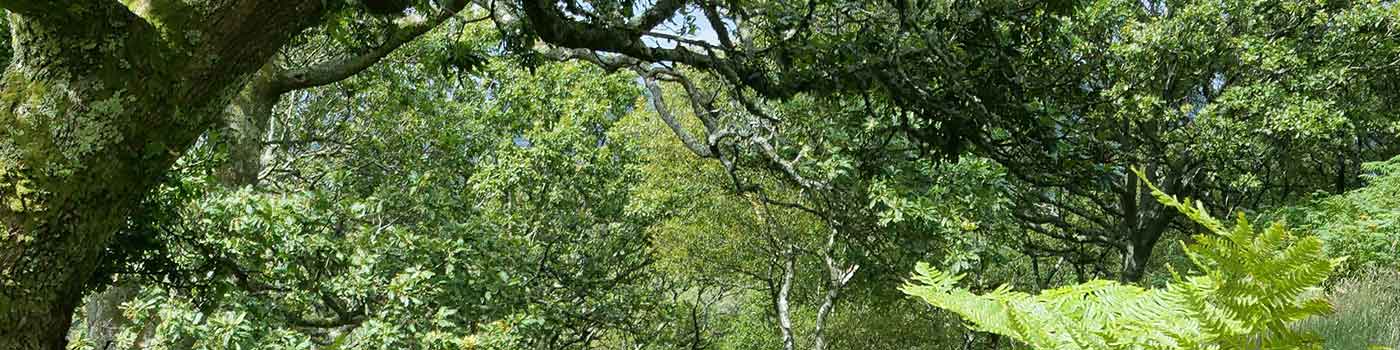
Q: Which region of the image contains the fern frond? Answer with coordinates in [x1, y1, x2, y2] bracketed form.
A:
[903, 174, 1338, 350]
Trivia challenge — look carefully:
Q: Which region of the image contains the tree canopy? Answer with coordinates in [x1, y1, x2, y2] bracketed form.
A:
[0, 0, 1397, 349]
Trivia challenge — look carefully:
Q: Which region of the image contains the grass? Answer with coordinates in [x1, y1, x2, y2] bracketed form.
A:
[1296, 270, 1400, 350]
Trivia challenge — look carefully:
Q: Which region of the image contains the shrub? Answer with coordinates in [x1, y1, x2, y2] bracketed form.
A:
[1273, 156, 1400, 278]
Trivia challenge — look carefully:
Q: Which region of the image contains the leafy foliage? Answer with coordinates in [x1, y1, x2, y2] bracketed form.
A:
[902, 180, 1341, 349]
[28, 1, 1399, 349]
[1273, 155, 1400, 277]
[68, 45, 672, 347]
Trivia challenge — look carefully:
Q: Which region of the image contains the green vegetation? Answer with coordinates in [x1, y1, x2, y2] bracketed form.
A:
[1296, 271, 1400, 350]
[1273, 156, 1400, 278]
[0, 1, 1396, 349]
[903, 177, 1341, 349]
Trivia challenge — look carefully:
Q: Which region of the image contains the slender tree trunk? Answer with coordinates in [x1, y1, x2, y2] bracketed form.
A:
[775, 251, 796, 350]
[812, 226, 856, 350]
[1119, 170, 1144, 282]
[812, 263, 843, 350]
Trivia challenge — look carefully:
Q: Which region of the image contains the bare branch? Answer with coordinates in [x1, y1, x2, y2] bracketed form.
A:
[641, 74, 714, 158]
[539, 46, 644, 71]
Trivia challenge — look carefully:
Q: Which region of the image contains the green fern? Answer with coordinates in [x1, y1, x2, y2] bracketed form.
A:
[902, 171, 1342, 350]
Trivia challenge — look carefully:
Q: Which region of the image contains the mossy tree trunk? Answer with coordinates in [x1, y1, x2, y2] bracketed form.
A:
[67, 1, 468, 346]
[0, 1, 328, 349]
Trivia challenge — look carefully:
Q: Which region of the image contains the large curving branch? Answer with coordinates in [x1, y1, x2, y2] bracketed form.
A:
[0, 0, 127, 23]
[520, 0, 823, 98]
[269, 0, 471, 93]
[532, 13, 830, 193]
[520, 0, 718, 68]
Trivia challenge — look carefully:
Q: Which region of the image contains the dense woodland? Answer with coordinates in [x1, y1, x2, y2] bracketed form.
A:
[0, 0, 1398, 349]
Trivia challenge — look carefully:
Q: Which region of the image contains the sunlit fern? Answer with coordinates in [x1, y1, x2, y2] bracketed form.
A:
[902, 169, 1342, 350]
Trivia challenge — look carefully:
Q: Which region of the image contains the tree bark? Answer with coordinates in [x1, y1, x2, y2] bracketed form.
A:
[775, 251, 796, 350]
[0, 1, 327, 348]
[1119, 167, 1178, 283]
[80, 282, 137, 350]
[218, 0, 467, 185]
[217, 64, 283, 186]
[1121, 231, 1162, 283]
[812, 226, 856, 350]
[68, 62, 281, 350]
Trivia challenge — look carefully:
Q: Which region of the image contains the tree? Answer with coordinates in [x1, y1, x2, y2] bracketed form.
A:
[0, 2, 351, 347]
[622, 66, 1030, 349]
[989, 0, 1400, 282]
[4, 0, 1397, 347]
[72, 3, 472, 346]
[0, 0, 858, 345]
[514, 0, 1400, 283]
[65, 38, 670, 347]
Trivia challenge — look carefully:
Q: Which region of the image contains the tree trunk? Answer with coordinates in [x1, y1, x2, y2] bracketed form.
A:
[812, 225, 856, 350]
[1121, 235, 1159, 283]
[775, 252, 796, 350]
[67, 0, 467, 342]
[71, 67, 283, 350]
[812, 267, 844, 350]
[217, 64, 283, 186]
[1121, 203, 1175, 283]
[81, 282, 138, 350]
[0, 2, 327, 348]
[1119, 166, 1177, 283]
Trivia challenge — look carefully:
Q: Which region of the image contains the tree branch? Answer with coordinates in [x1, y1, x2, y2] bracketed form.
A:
[698, 0, 734, 48]
[520, 0, 718, 68]
[631, 0, 689, 30]
[0, 0, 120, 22]
[271, 0, 470, 93]
[641, 74, 713, 158]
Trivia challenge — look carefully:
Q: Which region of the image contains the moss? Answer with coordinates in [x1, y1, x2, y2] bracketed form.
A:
[69, 90, 128, 160]
[121, 0, 201, 50]
[0, 67, 137, 214]
[3, 178, 41, 215]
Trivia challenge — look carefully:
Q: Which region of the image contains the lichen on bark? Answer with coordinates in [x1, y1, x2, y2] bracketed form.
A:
[0, 1, 332, 349]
